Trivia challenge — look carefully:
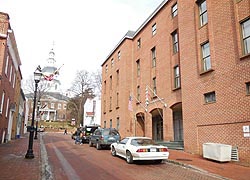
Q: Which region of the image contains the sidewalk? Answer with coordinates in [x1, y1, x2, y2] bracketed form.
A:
[0, 134, 249, 180]
[167, 149, 250, 180]
[0, 134, 41, 180]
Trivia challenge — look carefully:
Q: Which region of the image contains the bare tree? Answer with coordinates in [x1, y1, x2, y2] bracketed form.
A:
[68, 70, 95, 127]
[92, 69, 102, 96]
[22, 75, 50, 100]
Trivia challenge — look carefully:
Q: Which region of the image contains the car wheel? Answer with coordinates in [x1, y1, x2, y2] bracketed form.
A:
[96, 142, 102, 150]
[89, 140, 93, 147]
[126, 151, 133, 164]
[111, 146, 116, 156]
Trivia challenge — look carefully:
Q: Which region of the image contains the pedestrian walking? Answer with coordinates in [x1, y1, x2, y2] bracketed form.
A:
[64, 128, 67, 135]
[75, 128, 82, 145]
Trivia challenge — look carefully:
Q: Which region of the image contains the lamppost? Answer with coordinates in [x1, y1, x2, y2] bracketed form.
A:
[34, 100, 41, 140]
[25, 67, 42, 159]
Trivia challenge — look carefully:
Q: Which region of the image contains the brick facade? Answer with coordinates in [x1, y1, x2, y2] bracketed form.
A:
[102, 0, 250, 164]
[0, 12, 23, 142]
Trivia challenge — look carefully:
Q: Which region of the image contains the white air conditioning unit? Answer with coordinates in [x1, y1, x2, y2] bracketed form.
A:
[203, 143, 232, 162]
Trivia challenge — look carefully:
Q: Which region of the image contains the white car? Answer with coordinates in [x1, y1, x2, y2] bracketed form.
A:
[110, 137, 169, 164]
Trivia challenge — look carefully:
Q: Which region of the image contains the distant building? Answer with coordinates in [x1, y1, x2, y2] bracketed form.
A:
[26, 46, 69, 123]
[101, 0, 250, 164]
[83, 95, 101, 126]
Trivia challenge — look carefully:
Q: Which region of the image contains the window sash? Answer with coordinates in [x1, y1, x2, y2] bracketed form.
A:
[173, 32, 179, 53]
[242, 19, 250, 55]
[152, 24, 157, 35]
[174, 66, 180, 88]
[137, 60, 140, 76]
[199, 0, 208, 26]
[202, 42, 211, 71]
[172, 3, 178, 17]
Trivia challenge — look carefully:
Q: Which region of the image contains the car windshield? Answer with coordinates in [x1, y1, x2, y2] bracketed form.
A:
[103, 129, 119, 136]
[131, 139, 156, 146]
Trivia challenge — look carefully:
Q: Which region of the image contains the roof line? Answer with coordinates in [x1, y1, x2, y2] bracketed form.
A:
[101, 0, 169, 66]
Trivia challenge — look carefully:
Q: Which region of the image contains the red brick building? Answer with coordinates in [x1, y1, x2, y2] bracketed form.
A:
[101, 0, 250, 164]
[0, 12, 23, 143]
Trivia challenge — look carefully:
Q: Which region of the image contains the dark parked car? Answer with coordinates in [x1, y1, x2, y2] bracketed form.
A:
[81, 125, 100, 143]
[89, 128, 120, 150]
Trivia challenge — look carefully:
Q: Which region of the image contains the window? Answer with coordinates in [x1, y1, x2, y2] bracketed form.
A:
[152, 23, 157, 36]
[118, 51, 121, 60]
[63, 104, 67, 109]
[58, 103, 61, 109]
[105, 64, 108, 73]
[116, 70, 119, 86]
[199, 0, 208, 26]
[0, 92, 5, 113]
[109, 96, 112, 111]
[201, 42, 211, 71]
[12, 73, 15, 88]
[137, 85, 140, 101]
[111, 58, 114, 67]
[104, 121, 107, 128]
[5, 98, 9, 117]
[172, 31, 179, 53]
[116, 92, 119, 107]
[151, 47, 156, 67]
[104, 81, 106, 94]
[137, 38, 141, 49]
[246, 82, 250, 95]
[110, 76, 112, 90]
[153, 77, 157, 96]
[116, 117, 120, 130]
[204, 91, 216, 103]
[136, 59, 140, 76]
[241, 19, 250, 55]
[5, 54, 9, 75]
[174, 66, 180, 88]
[51, 103, 54, 109]
[172, 3, 178, 17]
[110, 119, 112, 128]
[9, 65, 12, 82]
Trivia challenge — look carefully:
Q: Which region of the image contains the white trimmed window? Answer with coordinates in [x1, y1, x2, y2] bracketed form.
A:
[201, 42, 211, 71]
[152, 23, 157, 36]
[199, 0, 208, 26]
[5, 54, 9, 75]
[172, 3, 178, 17]
[0, 92, 5, 114]
[241, 19, 250, 55]
[174, 66, 180, 88]
[58, 103, 61, 109]
[5, 98, 9, 117]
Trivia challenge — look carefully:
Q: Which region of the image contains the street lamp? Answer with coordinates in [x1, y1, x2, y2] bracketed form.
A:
[25, 67, 42, 159]
[34, 100, 41, 140]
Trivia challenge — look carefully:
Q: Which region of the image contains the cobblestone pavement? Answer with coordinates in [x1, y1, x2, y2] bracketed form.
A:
[0, 133, 249, 180]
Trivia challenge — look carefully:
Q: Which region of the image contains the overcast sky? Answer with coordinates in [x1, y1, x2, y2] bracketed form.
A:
[0, 0, 163, 91]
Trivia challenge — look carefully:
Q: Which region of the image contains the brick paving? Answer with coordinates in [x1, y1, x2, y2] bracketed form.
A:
[0, 133, 249, 180]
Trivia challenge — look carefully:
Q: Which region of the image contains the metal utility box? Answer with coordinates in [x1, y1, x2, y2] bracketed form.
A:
[203, 143, 232, 162]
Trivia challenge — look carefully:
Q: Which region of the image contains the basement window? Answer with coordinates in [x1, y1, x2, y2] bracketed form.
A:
[204, 91, 216, 103]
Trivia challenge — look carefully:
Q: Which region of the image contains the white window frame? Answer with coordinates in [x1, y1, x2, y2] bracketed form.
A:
[241, 19, 250, 55]
[0, 92, 5, 114]
[201, 42, 211, 71]
[172, 3, 178, 17]
[152, 23, 157, 36]
[199, 0, 208, 26]
[5, 98, 9, 117]
[5, 54, 9, 75]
